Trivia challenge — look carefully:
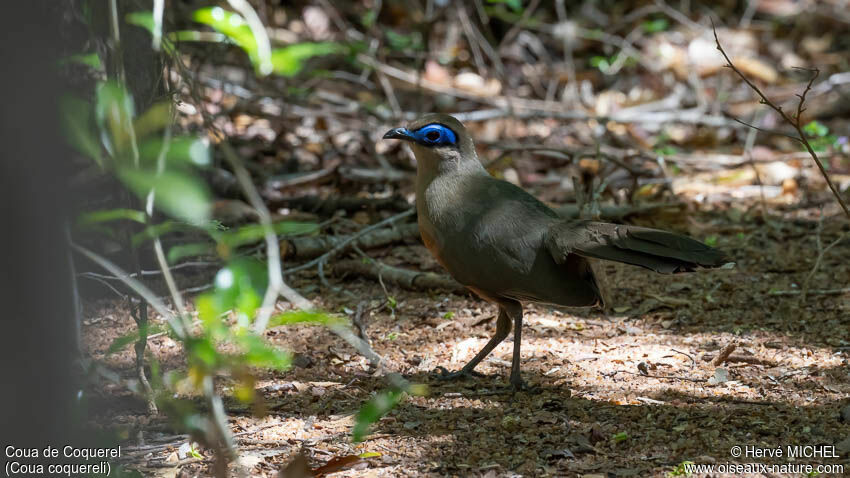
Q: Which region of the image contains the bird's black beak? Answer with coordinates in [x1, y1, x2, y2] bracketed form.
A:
[382, 127, 414, 141]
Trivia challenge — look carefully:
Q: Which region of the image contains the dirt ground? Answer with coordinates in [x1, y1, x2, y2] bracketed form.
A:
[81, 198, 850, 477]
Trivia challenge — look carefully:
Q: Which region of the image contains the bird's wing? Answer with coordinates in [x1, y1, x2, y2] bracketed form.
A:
[544, 220, 728, 274]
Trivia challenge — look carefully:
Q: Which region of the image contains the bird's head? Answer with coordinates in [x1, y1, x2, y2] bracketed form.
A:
[383, 114, 478, 171]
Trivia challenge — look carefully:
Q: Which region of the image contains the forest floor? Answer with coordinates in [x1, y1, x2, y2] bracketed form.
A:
[81, 198, 850, 477]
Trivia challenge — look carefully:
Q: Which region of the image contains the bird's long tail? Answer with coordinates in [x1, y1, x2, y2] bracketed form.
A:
[544, 220, 729, 274]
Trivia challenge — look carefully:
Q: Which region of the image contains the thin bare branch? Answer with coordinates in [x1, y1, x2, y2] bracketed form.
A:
[713, 22, 850, 218]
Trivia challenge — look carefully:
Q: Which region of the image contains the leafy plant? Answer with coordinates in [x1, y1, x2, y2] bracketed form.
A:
[642, 18, 670, 33]
[487, 0, 523, 13]
[191, 6, 346, 76]
[667, 460, 694, 477]
[803, 120, 839, 155]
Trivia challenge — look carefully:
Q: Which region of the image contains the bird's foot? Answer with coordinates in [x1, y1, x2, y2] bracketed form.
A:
[509, 375, 540, 394]
[432, 366, 489, 381]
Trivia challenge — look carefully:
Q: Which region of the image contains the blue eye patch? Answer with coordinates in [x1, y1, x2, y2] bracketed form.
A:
[412, 123, 457, 146]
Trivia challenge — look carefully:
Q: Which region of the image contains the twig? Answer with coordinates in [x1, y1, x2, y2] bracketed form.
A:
[283, 208, 416, 275]
[711, 342, 738, 367]
[605, 370, 708, 383]
[72, 243, 186, 339]
[800, 212, 847, 303]
[713, 23, 850, 219]
[670, 348, 696, 369]
[769, 287, 850, 297]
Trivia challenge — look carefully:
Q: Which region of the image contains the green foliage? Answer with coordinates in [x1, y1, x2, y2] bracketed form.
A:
[235, 333, 292, 370]
[590, 53, 637, 73]
[654, 145, 680, 157]
[60, 95, 103, 165]
[106, 323, 166, 355]
[211, 257, 269, 317]
[667, 460, 694, 477]
[77, 208, 147, 227]
[167, 242, 215, 263]
[487, 0, 523, 13]
[118, 169, 211, 223]
[384, 31, 423, 52]
[193, 6, 346, 77]
[704, 235, 719, 247]
[193, 7, 257, 56]
[803, 120, 838, 154]
[137, 136, 211, 168]
[212, 221, 318, 250]
[125, 11, 155, 34]
[268, 309, 349, 328]
[271, 43, 347, 76]
[95, 81, 136, 159]
[352, 389, 403, 442]
[803, 120, 829, 137]
[611, 431, 629, 442]
[60, 52, 103, 70]
[642, 18, 669, 33]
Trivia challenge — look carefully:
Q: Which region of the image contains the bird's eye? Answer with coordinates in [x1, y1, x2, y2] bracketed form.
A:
[414, 123, 457, 146]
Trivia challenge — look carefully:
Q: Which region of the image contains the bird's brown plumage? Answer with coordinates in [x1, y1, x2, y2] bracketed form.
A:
[384, 113, 728, 390]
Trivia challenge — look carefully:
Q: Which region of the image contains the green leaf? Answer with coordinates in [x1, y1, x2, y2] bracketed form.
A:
[78, 208, 146, 227]
[352, 389, 403, 442]
[213, 257, 269, 317]
[213, 221, 318, 248]
[487, 0, 523, 13]
[642, 18, 669, 33]
[654, 145, 679, 156]
[189, 337, 219, 368]
[704, 235, 718, 247]
[95, 81, 136, 159]
[60, 95, 103, 165]
[268, 310, 348, 328]
[131, 220, 197, 247]
[384, 30, 423, 52]
[106, 323, 165, 355]
[133, 102, 172, 140]
[138, 136, 211, 168]
[612, 431, 629, 442]
[270, 43, 346, 76]
[167, 30, 229, 43]
[118, 168, 212, 223]
[235, 333, 292, 370]
[803, 120, 829, 138]
[193, 7, 257, 60]
[60, 52, 103, 70]
[126, 11, 155, 34]
[168, 242, 215, 263]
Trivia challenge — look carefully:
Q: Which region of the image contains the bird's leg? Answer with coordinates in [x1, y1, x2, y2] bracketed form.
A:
[507, 304, 534, 391]
[435, 306, 511, 381]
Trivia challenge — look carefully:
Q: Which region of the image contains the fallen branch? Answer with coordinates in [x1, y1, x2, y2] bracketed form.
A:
[333, 259, 465, 293]
[282, 223, 419, 261]
[283, 208, 416, 275]
[711, 342, 738, 367]
[265, 195, 410, 215]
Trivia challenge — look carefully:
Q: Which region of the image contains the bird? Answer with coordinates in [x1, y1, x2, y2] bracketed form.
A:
[383, 113, 728, 390]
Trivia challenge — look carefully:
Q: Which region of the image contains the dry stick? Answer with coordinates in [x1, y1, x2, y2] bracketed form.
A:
[670, 348, 696, 369]
[71, 243, 186, 339]
[800, 213, 847, 303]
[770, 287, 850, 297]
[711, 342, 738, 367]
[713, 25, 850, 219]
[607, 370, 708, 383]
[283, 208, 416, 275]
